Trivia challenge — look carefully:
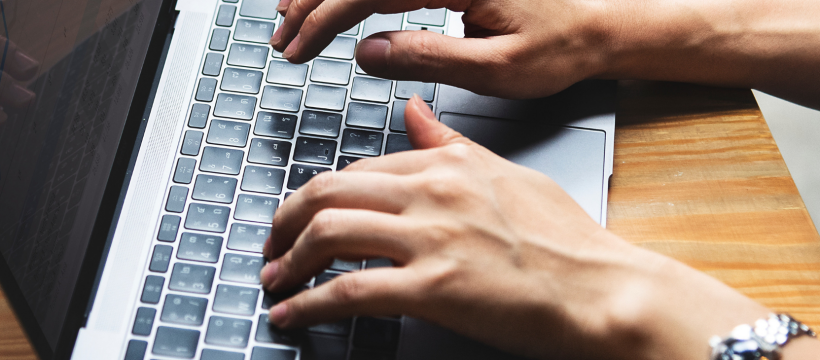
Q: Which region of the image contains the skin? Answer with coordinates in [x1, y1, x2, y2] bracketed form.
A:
[260, 0, 820, 358]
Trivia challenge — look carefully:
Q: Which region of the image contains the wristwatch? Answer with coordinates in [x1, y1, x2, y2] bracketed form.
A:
[709, 313, 816, 360]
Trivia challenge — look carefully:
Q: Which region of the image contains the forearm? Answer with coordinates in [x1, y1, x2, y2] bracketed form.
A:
[597, 0, 820, 108]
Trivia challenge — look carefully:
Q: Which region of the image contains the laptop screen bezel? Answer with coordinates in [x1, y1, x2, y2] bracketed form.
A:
[0, 0, 177, 358]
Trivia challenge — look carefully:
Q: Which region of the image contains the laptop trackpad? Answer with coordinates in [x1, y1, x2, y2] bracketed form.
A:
[439, 112, 606, 223]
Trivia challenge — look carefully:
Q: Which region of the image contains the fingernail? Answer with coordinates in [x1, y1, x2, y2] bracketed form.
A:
[12, 84, 35, 105]
[355, 38, 390, 71]
[269, 303, 288, 325]
[14, 52, 38, 72]
[413, 94, 435, 119]
[261, 261, 280, 284]
[276, 0, 291, 12]
[271, 26, 283, 46]
[282, 34, 300, 59]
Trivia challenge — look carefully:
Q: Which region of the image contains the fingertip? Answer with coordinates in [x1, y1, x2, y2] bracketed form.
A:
[269, 302, 289, 327]
[260, 261, 280, 287]
[355, 36, 390, 74]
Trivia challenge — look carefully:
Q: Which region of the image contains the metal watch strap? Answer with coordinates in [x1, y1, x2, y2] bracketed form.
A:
[710, 313, 816, 360]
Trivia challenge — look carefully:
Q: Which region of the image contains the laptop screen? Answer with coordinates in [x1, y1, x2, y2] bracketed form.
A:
[0, 0, 163, 350]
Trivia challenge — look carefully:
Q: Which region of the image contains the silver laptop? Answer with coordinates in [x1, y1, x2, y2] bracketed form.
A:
[0, 0, 615, 359]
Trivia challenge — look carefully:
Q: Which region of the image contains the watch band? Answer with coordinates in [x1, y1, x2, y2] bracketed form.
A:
[709, 313, 816, 360]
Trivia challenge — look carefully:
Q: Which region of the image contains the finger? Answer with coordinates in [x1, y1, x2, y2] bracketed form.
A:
[0, 72, 35, 110]
[405, 94, 471, 149]
[0, 36, 39, 81]
[356, 31, 519, 95]
[269, 268, 421, 328]
[261, 209, 417, 292]
[266, 171, 413, 259]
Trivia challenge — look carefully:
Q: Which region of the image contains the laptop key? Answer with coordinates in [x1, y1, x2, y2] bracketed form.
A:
[141, 275, 165, 304]
[216, 4, 237, 27]
[221, 67, 264, 94]
[203, 53, 224, 76]
[124, 340, 148, 360]
[248, 138, 291, 167]
[389, 100, 432, 132]
[341, 129, 383, 156]
[192, 174, 238, 204]
[234, 19, 275, 43]
[202, 349, 245, 360]
[132, 307, 157, 336]
[210, 28, 231, 51]
[256, 314, 300, 345]
[351, 77, 392, 103]
[228, 43, 269, 69]
[213, 284, 259, 315]
[240, 0, 279, 19]
[405, 24, 444, 34]
[305, 84, 347, 111]
[174, 157, 196, 184]
[343, 23, 360, 36]
[169, 263, 216, 294]
[362, 13, 403, 38]
[336, 155, 363, 171]
[365, 258, 394, 268]
[300, 110, 342, 138]
[161, 294, 208, 326]
[311, 59, 352, 85]
[346, 102, 388, 129]
[181, 130, 204, 155]
[228, 223, 270, 253]
[330, 259, 362, 272]
[153, 326, 200, 358]
[261, 85, 303, 112]
[196, 78, 217, 102]
[385, 134, 413, 154]
[185, 203, 231, 233]
[215, 93, 256, 120]
[157, 215, 181, 242]
[267, 60, 308, 87]
[221, 253, 265, 284]
[206, 316, 252, 348]
[353, 317, 401, 351]
[242, 165, 286, 195]
[165, 186, 188, 213]
[178, 232, 224, 263]
[235, 194, 279, 223]
[200, 146, 244, 175]
[287, 163, 331, 190]
[319, 36, 357, 60]
[251, 347, 297, 360]
[207, 119, 251, 147]
[294, 136, 337, 165]
[395, 81, 435, 101]
[188, 103, 210, 128]
[255, 111, 297, 139]
[407, 8, 447, 26]
[150, 245, 173, 272]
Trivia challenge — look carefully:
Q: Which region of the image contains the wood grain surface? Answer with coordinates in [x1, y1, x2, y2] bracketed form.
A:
[1, 80, 818, 359]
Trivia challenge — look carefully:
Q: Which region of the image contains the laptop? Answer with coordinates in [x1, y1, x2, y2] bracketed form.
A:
[0, 0, 616, 359]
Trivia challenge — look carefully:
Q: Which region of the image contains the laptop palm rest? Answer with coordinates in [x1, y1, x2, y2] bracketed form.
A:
[440, 112, 606, 223]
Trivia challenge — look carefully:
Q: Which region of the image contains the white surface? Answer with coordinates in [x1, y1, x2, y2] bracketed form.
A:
[753, 90, 820, 232]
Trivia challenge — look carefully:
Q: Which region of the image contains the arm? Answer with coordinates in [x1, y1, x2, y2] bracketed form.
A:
[270, 0, 820, 108]
[261, 96, 820, 360]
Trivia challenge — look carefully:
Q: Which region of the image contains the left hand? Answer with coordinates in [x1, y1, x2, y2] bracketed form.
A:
[260, 96, 771, 360]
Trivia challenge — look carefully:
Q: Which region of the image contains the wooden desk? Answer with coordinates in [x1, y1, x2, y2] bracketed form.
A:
[1, 81, 818, 359]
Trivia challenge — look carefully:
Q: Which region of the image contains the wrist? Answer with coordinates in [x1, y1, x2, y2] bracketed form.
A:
[602, 250, 771, 360]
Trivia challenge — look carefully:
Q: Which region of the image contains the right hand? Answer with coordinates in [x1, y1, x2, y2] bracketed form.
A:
[269, 0, 619, 98]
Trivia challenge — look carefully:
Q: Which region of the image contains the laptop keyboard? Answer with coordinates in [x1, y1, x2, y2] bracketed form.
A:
[125, 1, 446, 359]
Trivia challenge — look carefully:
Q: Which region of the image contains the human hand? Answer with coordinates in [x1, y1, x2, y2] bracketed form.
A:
[269, 0, 615, 98]
[261, 96, 774, 360]
[0, 36, 37, 125]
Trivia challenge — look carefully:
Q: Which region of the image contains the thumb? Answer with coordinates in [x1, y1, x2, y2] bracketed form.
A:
[356, 31, 509, 93]
[404, 94, 470, 149]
